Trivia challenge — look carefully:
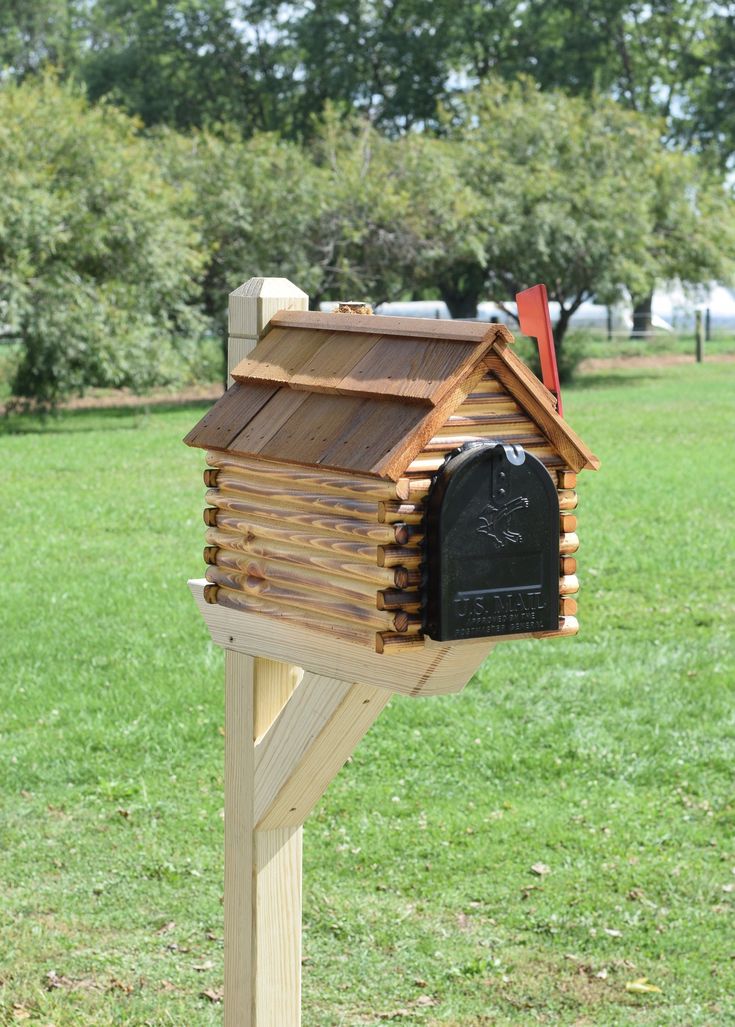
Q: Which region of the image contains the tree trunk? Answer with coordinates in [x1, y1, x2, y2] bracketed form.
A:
[442, 291, 480, 319]
[632, 291, 654, 338]
[554, 307, 573, 358]
[438, 262, 485, 320]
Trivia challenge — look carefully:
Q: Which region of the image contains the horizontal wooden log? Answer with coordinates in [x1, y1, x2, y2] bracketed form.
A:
[560, 513, 577, 532]
[397, 567, 422, 588]
[558, 489, 578, 511]
[206, 527, 397, 586]
[559, 574, 579, 595]
[205, 488, 405, 544]
[204, 545, 218, 565]
[213, 547, 382, 604]
[376, 589, 421, 612]
[378, 545, 423, 569]
[559, 596, 578, 616]
[557, 471, 577, 489]
[206, 470, 382, 523]
[560, 556, 577, 576]
[392, 611, 423, 634]
[208, 583, 376, 647]
[213, 512, 379, 562]
[406, 442, 560, 474]
[376, 631, 426, 654]
[203, 468, 219, 488]
[206, 565, 396, 631]
[378, 501, 424, 525]
[205, 451, 410, 500]
[560, 532, 579, 555]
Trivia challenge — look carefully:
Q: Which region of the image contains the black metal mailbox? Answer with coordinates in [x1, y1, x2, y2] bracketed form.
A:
[423, 441, 560, 641]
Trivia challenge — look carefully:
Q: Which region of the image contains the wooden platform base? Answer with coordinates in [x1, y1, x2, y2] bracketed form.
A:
[189, 578, 494, 697]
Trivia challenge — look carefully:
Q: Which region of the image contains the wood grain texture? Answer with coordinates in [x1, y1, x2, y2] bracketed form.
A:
[484, 348, 600, 472]
[184, 382, 277, 451]
[253, 828, 302, 1027]
[213, 583, 377, 648]
[378, 501, 424, 525]
[190, 578, 495, 697]
[231, 327, 328, 383]
[205, 564, 395, 631]
[205, 526, 400, 587]
[206, 489, 399, 543]
[269, 309, 513, 344]
[227, 388, 311, 456]
[211, 512, 379, 562]
[224, 650, 254, 1027]
[212, 548, 383, 602]
[208, 473, 381, 522]
[205, 452, 410, 501]
[336, 334, 486, 406]
[254, 675, 390, 829]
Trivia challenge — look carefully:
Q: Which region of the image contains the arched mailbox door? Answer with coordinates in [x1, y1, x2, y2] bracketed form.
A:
[423, 442, 560, 641]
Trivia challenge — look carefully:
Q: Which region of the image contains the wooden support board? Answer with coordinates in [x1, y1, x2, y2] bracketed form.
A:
[190, 578, 494, 698]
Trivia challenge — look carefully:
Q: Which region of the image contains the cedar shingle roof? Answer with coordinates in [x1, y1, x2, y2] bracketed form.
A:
[184, 311, 599, 479]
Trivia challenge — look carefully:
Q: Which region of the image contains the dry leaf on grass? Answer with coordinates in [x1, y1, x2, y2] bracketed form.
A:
[12, 1005, 31, 1021]
[414, 994, 438, 1007]
[626, 977, 662, 994]
[193, 960, 214, 972]
[530, 862, 550, 876]
[155, 921, 176, 935]
[201, 987, 223, 1003]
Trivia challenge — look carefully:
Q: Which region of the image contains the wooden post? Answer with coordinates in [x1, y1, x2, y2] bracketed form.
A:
[705, 306, 711, 342]
[225, 279, 307, 1027]
[695, 309, 704, 364]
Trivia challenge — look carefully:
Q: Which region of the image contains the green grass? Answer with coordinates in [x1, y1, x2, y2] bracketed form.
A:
[1, 364, 734, 1025]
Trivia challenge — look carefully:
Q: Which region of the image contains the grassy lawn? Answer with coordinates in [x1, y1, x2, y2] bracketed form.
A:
[1, 361, 733, 1025]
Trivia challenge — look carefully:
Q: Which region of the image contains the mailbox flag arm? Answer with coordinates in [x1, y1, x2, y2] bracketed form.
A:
[515, 284, 563, 416]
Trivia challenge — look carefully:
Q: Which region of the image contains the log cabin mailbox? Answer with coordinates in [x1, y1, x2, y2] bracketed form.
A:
[184, 278, 599, 1027]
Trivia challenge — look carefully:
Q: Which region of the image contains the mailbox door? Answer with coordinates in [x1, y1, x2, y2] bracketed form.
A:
[423, 442, 560, 641]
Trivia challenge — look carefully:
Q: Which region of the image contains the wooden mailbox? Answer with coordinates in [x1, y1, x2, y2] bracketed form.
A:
[185, 278, 599, 1026]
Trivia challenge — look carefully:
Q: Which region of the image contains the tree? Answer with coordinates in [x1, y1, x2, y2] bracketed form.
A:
[442, 80, 735, 351]
[0, 77, 205, 405]
[305, 111, 485, 308]
[156, 124, 327, 352]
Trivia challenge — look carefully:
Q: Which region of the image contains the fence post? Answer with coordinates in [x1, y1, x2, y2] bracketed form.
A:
[225, 278, 308, 1027]
[695, 309, 704, 364]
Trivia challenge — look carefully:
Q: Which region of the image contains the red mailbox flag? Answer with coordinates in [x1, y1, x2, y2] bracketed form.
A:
[515, 283, 563, 416]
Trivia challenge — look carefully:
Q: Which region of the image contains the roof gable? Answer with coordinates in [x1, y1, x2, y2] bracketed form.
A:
[185, 311, 598, 479]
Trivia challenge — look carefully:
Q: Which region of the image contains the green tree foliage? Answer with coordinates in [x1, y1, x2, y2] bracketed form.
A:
[0, 0, 86, 78]
[306, 111, 485, 307]
[444, 80, 735, 349]
[0, 77, 204, 405]
[156, 125, 326, 357]
[82, 0, 269, 132]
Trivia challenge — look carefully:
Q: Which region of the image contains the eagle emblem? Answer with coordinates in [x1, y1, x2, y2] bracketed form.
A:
[477, 495, 529, 548]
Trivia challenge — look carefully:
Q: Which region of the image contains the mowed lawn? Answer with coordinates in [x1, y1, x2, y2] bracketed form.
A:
[1, 361, 733, 1026]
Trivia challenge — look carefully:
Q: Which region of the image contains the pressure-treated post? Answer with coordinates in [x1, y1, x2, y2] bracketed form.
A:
[224, 278, 309, 1027]
[695, 308, 704, 364]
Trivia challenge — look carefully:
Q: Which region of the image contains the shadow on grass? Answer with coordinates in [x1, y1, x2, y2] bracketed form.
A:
[0, 397, 215, 437]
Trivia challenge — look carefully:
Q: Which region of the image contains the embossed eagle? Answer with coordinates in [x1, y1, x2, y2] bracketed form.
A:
[477, 495, 529, 548]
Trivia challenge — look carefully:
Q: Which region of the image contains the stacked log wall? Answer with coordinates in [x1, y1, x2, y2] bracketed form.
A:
[200, 452, 422, 652]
